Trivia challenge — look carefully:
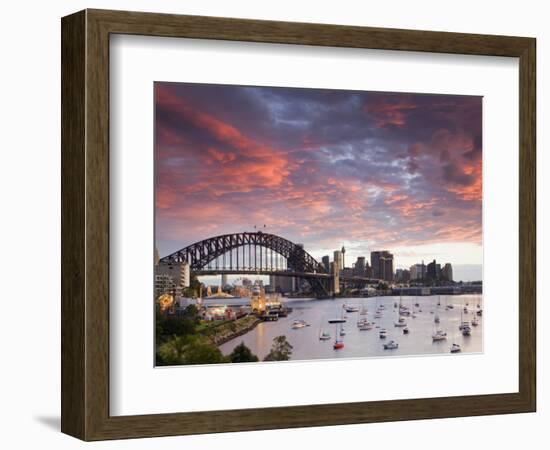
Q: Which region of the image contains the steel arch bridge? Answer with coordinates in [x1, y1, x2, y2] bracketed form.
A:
[159, 231, 331, 296]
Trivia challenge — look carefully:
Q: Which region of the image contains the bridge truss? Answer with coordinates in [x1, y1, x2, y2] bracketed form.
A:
[159, 232, 331, 296]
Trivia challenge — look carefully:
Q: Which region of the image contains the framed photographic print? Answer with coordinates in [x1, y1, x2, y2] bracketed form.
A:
[61, 9, 536, 441]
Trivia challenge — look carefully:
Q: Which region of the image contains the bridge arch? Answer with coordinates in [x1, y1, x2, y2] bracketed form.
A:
[159, 232, 330, 295]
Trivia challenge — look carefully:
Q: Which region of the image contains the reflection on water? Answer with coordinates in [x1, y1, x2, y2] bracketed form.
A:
[218, 295, 482, 362]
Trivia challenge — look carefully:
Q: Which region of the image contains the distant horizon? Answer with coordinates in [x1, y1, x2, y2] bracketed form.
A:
[155, 82, 482, 274]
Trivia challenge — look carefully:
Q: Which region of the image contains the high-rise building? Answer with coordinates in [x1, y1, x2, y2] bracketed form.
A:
[427, 259, 438, 279]
[155, 262, 190, 289]
[270, 275, 295, 293]
[370, 251, 382, 279]
[395, 268, 410, 283]
[322, 255, 330, 273]
[353, 256, 366, 277]
[341, 246, 346, 269]
[442, 263, 453, 281]
[410, 262, 426, 280]
[365, 262, 373, 279]
[221, 274, 228, 287]
[333, 250, 343, 273]
[330, 261, 340, 294]
[154, 273, 177, 298]
[370, 251, 394, 281]
[383, 256, 394, 282]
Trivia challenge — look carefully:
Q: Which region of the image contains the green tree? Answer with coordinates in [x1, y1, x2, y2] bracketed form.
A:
[264, 335, 293, 361]
[157, 335, 227, 366]
[182, 337, 227, 365]
[157, 315, 196, 340]
[228, 342, 259, 363]
[157, 335, 188, 365]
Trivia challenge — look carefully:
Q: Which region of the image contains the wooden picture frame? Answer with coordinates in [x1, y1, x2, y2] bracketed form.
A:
[61, 9, 536, 441]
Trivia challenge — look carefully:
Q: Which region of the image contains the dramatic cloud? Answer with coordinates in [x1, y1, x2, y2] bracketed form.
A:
[155, 82, 482, 270]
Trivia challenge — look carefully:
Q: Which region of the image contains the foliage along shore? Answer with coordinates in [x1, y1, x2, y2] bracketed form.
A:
[156, 304, 292, 366]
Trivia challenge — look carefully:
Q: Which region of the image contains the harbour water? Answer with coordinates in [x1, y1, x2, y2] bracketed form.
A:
[218, 294, 482, 361]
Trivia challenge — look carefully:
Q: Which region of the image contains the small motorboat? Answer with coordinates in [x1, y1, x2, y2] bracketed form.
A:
[471, 316, 479, 326]
[414, 302, 420, 307]
[319, 331, 331, 341]
[462, 325, 472, 336]
[333, 341, 344, 350]
[383, 340, 399, 350]
[292, 320, 308, 329]
[340, 328, 346, 336]
[450, 343, 461, 353]
[432, 330, 447, 341]
[403, 327, 409, 334]
[358, 320, 373, 331]
[379, 328, 387, 339]
[344, 304, 359, 313]
[328, 318, 346, 324]
[434, 314, 440, 324]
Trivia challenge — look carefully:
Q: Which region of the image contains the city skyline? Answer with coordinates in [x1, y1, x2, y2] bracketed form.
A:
[155, 82, 482, 281]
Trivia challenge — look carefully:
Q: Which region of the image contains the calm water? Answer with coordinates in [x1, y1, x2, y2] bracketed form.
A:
[218, 295, 483, 361]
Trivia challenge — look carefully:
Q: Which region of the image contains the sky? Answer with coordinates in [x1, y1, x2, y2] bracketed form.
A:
[155, 82, 482, 281]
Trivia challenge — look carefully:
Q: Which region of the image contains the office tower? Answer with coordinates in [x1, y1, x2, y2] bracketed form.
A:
[322, 255, 330, 272]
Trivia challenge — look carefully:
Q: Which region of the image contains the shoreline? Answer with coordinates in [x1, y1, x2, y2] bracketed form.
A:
[203, 316, 262, 347]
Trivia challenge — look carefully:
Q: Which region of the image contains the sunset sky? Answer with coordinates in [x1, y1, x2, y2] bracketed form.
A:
[155, 82, 482, 281]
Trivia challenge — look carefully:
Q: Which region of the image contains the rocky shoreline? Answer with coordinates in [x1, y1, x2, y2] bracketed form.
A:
[202, 316, 262, 347]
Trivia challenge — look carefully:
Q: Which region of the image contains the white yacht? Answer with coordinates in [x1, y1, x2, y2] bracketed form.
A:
[383, 340, 399, 350]
[292, 319, 308, 329]
[394, 316, 407, 327]
[432, 330, 447, 341]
